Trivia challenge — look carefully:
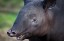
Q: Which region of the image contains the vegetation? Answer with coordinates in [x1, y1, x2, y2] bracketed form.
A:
[0, 12, 17, 29]
[0, 0, 24, 29]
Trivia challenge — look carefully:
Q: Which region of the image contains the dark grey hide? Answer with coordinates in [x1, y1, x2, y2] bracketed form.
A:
[7, 0, 64, 41]
[49, 0, 64, 41]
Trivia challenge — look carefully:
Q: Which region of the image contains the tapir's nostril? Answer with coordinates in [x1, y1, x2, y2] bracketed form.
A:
[12, 31, 16, 34]
[7, 30, 17, 37]
[7, 32, 10, 36]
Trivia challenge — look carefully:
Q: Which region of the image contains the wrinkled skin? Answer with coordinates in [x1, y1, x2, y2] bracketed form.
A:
[7, 0, 64, 41]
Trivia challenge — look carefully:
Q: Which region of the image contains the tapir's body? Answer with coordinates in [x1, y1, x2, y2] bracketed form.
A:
[7, 0, 64, 41]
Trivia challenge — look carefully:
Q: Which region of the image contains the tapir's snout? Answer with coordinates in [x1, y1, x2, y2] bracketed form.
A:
[7, 30, 19, 37]
[7, 29, 25, 40]
[7, 29, 30, 40]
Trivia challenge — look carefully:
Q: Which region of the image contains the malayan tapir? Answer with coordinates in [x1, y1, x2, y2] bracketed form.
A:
[7, 0, 64, 41]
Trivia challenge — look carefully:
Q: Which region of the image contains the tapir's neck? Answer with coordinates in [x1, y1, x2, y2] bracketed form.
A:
[56, 0, 64, 10]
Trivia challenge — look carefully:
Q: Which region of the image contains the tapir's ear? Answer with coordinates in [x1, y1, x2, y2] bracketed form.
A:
[43, 0, 56, 9]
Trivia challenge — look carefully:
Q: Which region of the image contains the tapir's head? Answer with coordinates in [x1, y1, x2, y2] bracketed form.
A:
[7, 0, 55, 40]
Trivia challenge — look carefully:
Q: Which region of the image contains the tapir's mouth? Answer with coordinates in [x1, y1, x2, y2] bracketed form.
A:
[16, 35, 25, 40]
[7, 32, 30, 40]
[15, 33, 31, 40]
[7, 30, 31, 40]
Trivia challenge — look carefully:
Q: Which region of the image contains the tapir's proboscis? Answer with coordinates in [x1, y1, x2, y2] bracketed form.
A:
[7, 0, 64, 41]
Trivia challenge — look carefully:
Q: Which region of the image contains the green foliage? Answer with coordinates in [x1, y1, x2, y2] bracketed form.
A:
[0, 0, 9, 7]
[0, 0, 24, 8]
[0, 0, 24, 29]
[0, 12, 17, 29]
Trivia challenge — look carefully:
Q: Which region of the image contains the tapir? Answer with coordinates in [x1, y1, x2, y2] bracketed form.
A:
[7, 0, 64, 41]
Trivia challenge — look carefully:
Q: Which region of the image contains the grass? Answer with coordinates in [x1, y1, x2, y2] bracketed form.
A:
[0, 12, 17, 30]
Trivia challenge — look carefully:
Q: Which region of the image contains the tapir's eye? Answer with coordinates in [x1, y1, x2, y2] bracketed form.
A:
[32, 18, 36, 22]
[31, 18, 37, 24]
[31, 18, 38, 27]
[28, 14, 38, 25]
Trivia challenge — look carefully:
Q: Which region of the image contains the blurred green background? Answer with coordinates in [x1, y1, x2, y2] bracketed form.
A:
[0, 0, 24, 41]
